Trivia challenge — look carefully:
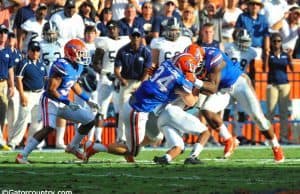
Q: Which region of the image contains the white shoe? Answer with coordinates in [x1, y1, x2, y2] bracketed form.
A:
[56, 143, 66, 149]
[16, 153, 29, 164]
[65, 145, 85, 160]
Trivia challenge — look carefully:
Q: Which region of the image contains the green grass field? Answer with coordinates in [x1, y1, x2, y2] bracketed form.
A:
[1, 146, 300, 194]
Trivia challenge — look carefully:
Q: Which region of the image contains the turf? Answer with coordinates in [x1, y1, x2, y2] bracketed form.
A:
[1, 146, 300, 194]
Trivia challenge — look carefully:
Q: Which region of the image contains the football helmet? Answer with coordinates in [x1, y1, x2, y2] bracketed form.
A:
[173, 53, 198, 82]
[184, 44, 206, 79]
[64, 39, 90, 65]
[162, 17, 181, 41]
[233, 28, 252, 52]
[42, 22, 59, 43]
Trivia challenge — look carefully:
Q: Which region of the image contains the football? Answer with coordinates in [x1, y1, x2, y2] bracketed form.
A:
[107, 143, 128, 155]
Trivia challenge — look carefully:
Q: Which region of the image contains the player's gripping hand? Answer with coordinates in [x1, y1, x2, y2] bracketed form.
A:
[87, 100, 99, 110]
[68, 102, 81, 111]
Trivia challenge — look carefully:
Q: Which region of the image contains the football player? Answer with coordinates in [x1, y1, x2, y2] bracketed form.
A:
[150, 17, 192, 69]
[92, 20, 130, 144]
[40, 22, 66, 149]
[186, 44, 285, 163]
[223, 28, 257, 144]
[16, 39, 99, 164]
[84, 53, 209, 164]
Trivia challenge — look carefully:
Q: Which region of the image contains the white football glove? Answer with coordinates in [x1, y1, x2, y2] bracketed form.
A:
[68, 102, 81, 111]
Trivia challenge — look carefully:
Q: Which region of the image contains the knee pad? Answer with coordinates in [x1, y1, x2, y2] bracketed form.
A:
[78, 120, 95, 135]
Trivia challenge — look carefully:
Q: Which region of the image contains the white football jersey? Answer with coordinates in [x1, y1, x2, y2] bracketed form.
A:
[85, 41, 96, 63]
[224, 43, 257, 72]
[39, 40, 64, 73]
[94, 36, 130, 73]
[150, 36, 192, 65]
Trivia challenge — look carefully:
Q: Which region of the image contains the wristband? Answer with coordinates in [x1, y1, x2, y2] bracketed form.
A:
[58, 95, 70, 105]
[78, 91, 90, 102]
[194, 79, 204, 89]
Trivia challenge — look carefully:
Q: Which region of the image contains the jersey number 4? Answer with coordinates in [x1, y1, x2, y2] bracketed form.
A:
[150, 65, 173, 92]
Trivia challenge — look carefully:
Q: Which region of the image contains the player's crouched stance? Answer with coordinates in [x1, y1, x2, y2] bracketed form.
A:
[16, 39, 99, 164]
[85, 54, 210, 164]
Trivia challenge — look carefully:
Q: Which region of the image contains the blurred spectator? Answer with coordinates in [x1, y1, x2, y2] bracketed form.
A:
[136, 1, 154, 45]
[238, 0, 248, 12]
[8, 41, 47, 150]
[19, 3, 48, 53]
[13, 0, 41, 50]
[6, 32, 22, 138]
[222, 0, 243, 43]
[198, 0, 225, 42]
[49, 0, 85, 46]
[96, 7, 113, 36]
[0, 0, 25, 29]
[152, 0, 181, 38]
[104, 0, 141, 21]
[197, 22, 224, 50]
[235, 0, 270, 59]
[78, 0, 97, 26]
[272, 6, 300, 54]
[263, 33, 294, 144]
[294, 36, 300, 59]
[114, 28, 151, 143]
[152, 0, 165, 16]
[261, 0, 290, 33]
[0, 25, 14, 151]
[118, 3, 143, 36]
[181, 5, 199, 42]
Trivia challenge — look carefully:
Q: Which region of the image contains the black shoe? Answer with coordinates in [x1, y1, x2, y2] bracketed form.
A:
[184, 157, 203, 165]
[153, 156, 169, 165]
[237, 136, 251, 145]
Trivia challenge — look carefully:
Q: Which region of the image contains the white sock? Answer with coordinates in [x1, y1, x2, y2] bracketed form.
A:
[87, 128, 95, 142]
[219, 124, 232, 140]
[22, 137, 39, 157]
[165, 154, 172, 162]
[269, 136, 280, 147]
[190, 143, 203, 158]
[69, 131, 85, 149]
[95, 127, 103, 142]
[56, 127, 65, 145]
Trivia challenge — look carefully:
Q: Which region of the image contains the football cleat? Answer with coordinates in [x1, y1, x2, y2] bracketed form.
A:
[16, 153, 29, 164]
[224, 137, 240, 159]
[0, 144, 11, 151]
[272, 146, 285, 163]
[124, 155, 135, 163]
[55, 143, 66, 149]
[153, 156, 170, 165]
[83, 142, 97, 162]
[184, 157, 203, 165]
[65, 145, 85, 160]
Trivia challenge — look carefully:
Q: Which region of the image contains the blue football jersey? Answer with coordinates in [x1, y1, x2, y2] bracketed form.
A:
[203, 47, 243, 89]
[45, 58, 84, 100]
[130, 60, 193, 112]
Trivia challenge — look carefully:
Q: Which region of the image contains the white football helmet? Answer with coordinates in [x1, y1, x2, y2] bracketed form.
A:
[161, 17, 181, 41]
[233, 28, 252, 52]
